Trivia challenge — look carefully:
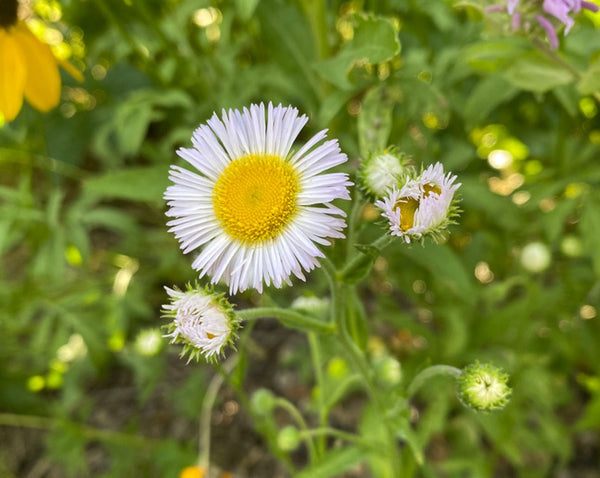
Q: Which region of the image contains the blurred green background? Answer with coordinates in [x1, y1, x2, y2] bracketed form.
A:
[1, 0, 600, 476]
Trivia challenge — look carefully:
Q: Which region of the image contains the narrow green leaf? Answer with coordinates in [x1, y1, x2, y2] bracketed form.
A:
[83, 165, 170, 203]
[358, 85, 394, 157]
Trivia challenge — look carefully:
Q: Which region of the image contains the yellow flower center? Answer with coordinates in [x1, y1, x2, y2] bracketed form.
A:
[395, 183, 441, 231]
[212, 154, 299, 244]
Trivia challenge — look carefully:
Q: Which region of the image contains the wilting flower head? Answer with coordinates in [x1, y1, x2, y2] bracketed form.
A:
[162, 284, 237, 362]
[0, 0, 82, 121]
[358, 149, 414, 199]
[488, 0, 599, 49]
[458, 361, 512, 412]
[165, 103, 352, 294]
[375, 162, 460, 243]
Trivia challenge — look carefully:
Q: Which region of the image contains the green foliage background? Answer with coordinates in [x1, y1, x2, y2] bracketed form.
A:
[1, 0, 600, 476]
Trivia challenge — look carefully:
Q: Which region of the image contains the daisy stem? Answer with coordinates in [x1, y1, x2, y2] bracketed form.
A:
[274, 398, 318, 462]
[308, 332, 328, 457]
[346, 194, 367, 259]
[331, 281, 401, 475]
[198, 355, 238, 471]
[407, 365, 463, 398]
[298, 0, 329, 59]
[237, 307, 335, 334]
[299, 427, 380, 450]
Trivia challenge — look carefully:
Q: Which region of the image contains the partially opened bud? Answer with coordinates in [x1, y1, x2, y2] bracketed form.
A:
[375, 162, 461, 243]
[162, 284, 238, 362]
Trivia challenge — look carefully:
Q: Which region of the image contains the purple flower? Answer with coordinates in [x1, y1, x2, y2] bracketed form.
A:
[507, 0, 521, 14]
[536, 14, 560, 49]
[543, 0, 576, 33]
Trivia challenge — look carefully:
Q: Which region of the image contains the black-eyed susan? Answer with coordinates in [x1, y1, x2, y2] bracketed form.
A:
[0, 0, 79, 121]
[164, 103, 352, 294]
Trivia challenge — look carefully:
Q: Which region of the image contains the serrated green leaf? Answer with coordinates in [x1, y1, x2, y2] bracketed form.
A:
[316, 15, 400, 89]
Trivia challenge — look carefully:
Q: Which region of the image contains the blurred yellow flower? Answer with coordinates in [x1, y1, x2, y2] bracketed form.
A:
[179, 466, 206, 478]
[0, 0, 81, 121]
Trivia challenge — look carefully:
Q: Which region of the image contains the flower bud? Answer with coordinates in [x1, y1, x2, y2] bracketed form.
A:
[358, 149, 414, 199]
[134, 328, 163, 356]
[457, 361, 511, 412]
[277, 426, 301, 451]
[375, 356, 403, 386]
[251, 388, 276, 416]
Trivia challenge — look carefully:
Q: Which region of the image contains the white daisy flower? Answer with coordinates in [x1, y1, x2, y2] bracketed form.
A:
[162, 285, 237, 361]
[165, 103, 352, 294]
[374, 162, 460, 243]
[359, 150, 413, 199]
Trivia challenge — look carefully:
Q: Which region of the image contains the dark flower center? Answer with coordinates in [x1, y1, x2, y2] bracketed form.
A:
[0, 0, 18, 28]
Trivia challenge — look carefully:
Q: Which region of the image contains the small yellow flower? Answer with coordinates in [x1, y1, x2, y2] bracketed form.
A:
[0, 1, 81, 121]
[179, 465, 206, 478]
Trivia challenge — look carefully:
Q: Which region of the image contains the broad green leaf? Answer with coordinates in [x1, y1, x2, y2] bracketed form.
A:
[503, 51, 574, 93]
[316, 15, 400, 89]
[83, 165, 170, 203]
[462, 39, 528, 73]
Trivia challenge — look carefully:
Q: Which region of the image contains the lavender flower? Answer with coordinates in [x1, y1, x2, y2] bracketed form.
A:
[490, 0, 599, 49]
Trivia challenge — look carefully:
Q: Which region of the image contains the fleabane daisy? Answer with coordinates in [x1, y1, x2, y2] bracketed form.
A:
[358, 149, 414, 199]
[162, 284, 237, 362]
[165, 103, 352, 294]
[374, 162, 460, 243]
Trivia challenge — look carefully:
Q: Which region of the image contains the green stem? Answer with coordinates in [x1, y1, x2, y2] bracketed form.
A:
[274, 398, 317, 462]
[237, 307, 335, 333]
[308, 332, 327, 457]
[345, 195, 366, 259]
[298, 0, 329, 59]
[198, 355, 238, 470]
[332, 281, 401, 475]
[300, 427, 381, 450]
[407, 365, 462, 398]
